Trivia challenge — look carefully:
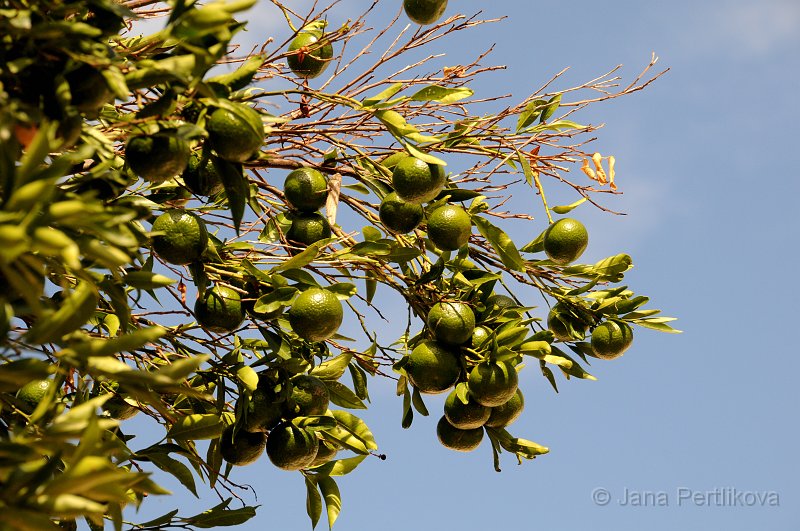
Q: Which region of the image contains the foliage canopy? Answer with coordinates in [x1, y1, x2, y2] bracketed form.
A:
[0, 0, 677, 528]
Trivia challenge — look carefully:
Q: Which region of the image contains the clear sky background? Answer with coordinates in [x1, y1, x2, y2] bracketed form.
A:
[122, 1, 800, 530]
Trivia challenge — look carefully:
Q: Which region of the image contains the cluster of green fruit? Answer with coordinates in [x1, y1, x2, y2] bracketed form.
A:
[284, 167, 332, 249]
[221, 371, 340, 471]
[379, 153, 473, 251]
[403, 295, 524, 452]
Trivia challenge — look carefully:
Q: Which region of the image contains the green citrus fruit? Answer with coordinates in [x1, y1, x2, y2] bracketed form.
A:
[183, 154, 224, 196]
[443, 387, 490, 429]
[591, 320, 634, 360]
[379, 192, 425, 234]
[427, 204, 472, 251]
[220, 425, 266, 466]
[287, 31, 333, 79]
[468, 361, 518, 407]
[126, 134, 190, 183]
[485, 294, 516, 312]
[484, 388, 524, 428]
[309, 438, 339, 467]
[284, 167, 329, 212]
[543, 218, 589, 265]
[240, 387, 284, 433]
[290, 374, 329, 416]
[16, 379, 53, 414]
[405, 340, 461, 394]
[427, 301, 475, 346]
[471, 325, 492, 349]
[67, 64, 112, 115]
[436, 415, 483, 452]
[289, 288, 343, 342]
[404, 0, 449, 25]
[286, 212, 332, 247]
[266, 422, 320, 471]
[103, 395, 138, 420]
[195, 285, 245, 333]
[151, 209, 208, 265]
[391, 156, 446, 203]
[547, 303, 589, 342]
[206, 104, 264, 162]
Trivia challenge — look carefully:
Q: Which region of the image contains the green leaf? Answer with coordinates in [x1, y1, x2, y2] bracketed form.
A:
[539, 93, 561, 122]
[237, 365, 259, 392]
[362, 83, 404, 107]
[124, 271, 177, 289]
[323, 410, 377, 454]
[272, 241, 326, 272]
[167, 414, 225, 440]
[326, 381, 367, 409]
[148, 453, 198, 497]
[630, 318, 682, 334]
[26, 281, 99, 344]
[527, 119, 586, 134]
[410, 387, 429, 416]
[207, 54, 265, 91]
[318, 477, 341, 530]
[516, 98, 547, 133]
[305, 477, 322, 530]
[309, 454, 367, 477]
[326, 283, 357, 300]
[310, 353, 353, 381]
[402, 142, 446, 165]
[188, 504, 258, 528]
[410, 85, 473, 104]
[214, 159, 249, 235]
[473, 216, 525, 272]
[552, 197, 587, 214]
[486, 427, 549, 458]
[520, 232, 546, 253]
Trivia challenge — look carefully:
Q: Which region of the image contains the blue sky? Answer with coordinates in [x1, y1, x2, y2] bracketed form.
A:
[123, 1, 800, 529]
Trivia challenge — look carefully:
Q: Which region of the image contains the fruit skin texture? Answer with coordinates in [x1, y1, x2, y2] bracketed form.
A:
[436, 415, 483, 452]
[379, 192, 424, 234]
[194, 285, 245, 333]
[220, 425, 267, 466]
[266, 422, 320, 471]
[206, 104, 264, 162]
[468, 361, 519, 407]
[151, 209, 209, 265]
[471, 325, 492, 349]
[547, 303, 590, 342]
[287, 31, 333, 79]
[427, 301, 475, 346]
[287, 212, 332, 247]
[404, 0, 449, 25]
[485, 294, 516, 312]
[240, 387, 284, 433]
[405, 340, 461, 394]
[484, 388, 524, 428]
[444, 388, 490, 430]
[591, 320, 634, 360]
[290, 374, 330, 416]
[66, 64, 112, 115]
[16, 379, 53, 414]
[391, 156, 446, 203]
[543, 217, 589, 265]
[126, 134, 190, 183]
[289, 288, 343, 342]
[427, 204, 472, 251]
[309, 439, 339, 467]
[183, 154, 224, 196]
[284, 168, 329, 212]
